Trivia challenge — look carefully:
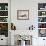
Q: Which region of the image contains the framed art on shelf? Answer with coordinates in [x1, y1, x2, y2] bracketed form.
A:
[17, 10, 29, 20]
[38, 29, 46, 37]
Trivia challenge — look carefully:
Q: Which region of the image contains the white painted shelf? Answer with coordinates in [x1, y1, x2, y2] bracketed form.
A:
[0, 10, 8, 11]
[0, 16, 8, 17]
[0, 22, 8, 23]
[38, 28, 46, 29]
[38, 16, 46, 17]
[38, 10, 46, 11]
[38, 22, 46, 23]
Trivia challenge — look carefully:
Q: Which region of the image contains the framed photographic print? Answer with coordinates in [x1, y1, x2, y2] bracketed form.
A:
[38, 29, 46, 37]
[17, 10, 29, 20]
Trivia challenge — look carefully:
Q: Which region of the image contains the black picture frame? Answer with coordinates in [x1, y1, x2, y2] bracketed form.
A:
[17, 10, 29, 20]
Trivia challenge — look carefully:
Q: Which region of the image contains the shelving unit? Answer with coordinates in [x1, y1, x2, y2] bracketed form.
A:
[38, 3, 46, 37]
[0, 3, 8, 37]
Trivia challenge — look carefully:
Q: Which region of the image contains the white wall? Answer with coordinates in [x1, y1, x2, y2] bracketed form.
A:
[11, 0, 38, 30]
[11, 0, 46, 30]
[11, 0, 46, 46]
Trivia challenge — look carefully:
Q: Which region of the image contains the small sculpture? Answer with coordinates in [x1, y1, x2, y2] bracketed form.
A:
[11, 23, 16, 30]
[29, 25, 35, 30]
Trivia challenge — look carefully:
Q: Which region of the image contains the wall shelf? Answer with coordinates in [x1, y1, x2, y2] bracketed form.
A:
[0, 3, 8, 37]
[0, 16, 8, 17]
[38, 22, 46, 23]
[38, 28, 46, 29]
[38, 3, 46, 37]
[38, 10, 46, 11]
[38, 16, 46, 17]
[0, 10, 8, 11]
[0, 22, 8, 23]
